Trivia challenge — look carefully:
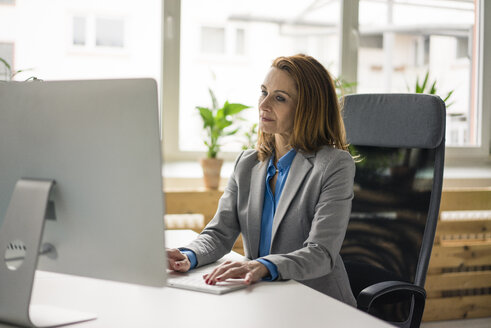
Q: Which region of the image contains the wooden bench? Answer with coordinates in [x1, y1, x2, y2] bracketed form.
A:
[165, 189, 244, 254]
[423, 188, 491, 321]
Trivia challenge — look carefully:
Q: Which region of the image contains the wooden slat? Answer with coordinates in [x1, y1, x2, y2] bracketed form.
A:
[440, 188, 491, 211]
[428, 244, 491, 268]
[424, 189, 491, 321]
[436, 220, 491, 237]
[425, 270, 491, 292]
[165, 190, 223, 225]
[165, 190, 246, 254]
[423, 295, 491, 321]
[439, 234, 491, 246]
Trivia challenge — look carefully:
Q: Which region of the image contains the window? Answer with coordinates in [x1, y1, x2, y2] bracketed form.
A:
[164, 0, 490, 162]
[167, 0, 341, 160]
[236, 28, 245, 55]
[357, 0, 478, 148]
[456, 36, 469, 59]
[200, 26, 225, 54]
[96, 18, 125, 48]
[71, 15, 125, 50]
[73, 16, 86, 46]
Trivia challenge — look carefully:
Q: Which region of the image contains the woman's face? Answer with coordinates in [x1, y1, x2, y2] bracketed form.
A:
[258, 67, 298, 138]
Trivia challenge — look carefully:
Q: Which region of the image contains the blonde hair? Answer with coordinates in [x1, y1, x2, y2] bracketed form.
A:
[257, 54, 348, 162]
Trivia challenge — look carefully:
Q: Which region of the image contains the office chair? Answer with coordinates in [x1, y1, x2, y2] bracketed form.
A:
[340, 94, 446, 328]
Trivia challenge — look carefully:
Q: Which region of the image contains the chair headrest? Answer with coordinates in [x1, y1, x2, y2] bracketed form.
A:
[342, 94, 446, 149]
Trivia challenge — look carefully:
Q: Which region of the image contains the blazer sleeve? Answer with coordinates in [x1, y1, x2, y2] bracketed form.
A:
[181, 152, 244, 267]
[262, 150, 355, 281]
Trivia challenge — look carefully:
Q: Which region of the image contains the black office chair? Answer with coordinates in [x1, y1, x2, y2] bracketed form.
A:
[340, 94, 446, 328]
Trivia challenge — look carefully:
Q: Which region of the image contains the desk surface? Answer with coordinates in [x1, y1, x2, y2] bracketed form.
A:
[2, 230, 393, 328]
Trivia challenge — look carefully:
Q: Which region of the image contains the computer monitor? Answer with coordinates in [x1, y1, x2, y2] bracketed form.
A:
[0, 79, 167, 327]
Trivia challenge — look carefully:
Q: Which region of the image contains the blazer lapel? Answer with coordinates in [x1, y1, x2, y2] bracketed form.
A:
[271, 152, 313, 244]
[246, 159, 267, 258]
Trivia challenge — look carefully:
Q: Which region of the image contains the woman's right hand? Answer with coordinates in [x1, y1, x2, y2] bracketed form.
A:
[166, 248, 191, 272]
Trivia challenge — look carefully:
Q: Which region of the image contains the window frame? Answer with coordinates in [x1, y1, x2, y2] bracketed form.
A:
[162, 0, 491, 165]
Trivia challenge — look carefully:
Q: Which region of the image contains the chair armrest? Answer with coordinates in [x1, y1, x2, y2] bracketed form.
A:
[357, 281, 426, 328]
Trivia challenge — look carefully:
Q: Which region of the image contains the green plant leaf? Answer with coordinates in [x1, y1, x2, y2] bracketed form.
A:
[415, 76, 420, 93]
[216, 119, 232, 131]
[429, 81, 437, 95]
[11, 68, 33, 79]
[443, 90, 454, 102]
[197, 88, 251, 157]
[0, 57, 11, 71]
[208, 149, 218, 158]
[224, 128, 239, 136]
[412, 70, 454, 109]
[420, 71, 429, 92]
[0, 57, 12, 80]
[197, 106, 214, 128]
[334, 76, 357, 97]
[443, 90, 455, 108]
[208, 88, 219, 110]
[216, 107, 225, 120]
[225, 102, 250, 116]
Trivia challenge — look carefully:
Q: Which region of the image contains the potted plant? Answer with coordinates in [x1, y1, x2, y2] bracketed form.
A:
[412, 70, 454, 106]
[197, 88, 250, 189]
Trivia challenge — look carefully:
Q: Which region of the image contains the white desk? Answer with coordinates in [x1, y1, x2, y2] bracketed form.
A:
[1, 230, 393, 328]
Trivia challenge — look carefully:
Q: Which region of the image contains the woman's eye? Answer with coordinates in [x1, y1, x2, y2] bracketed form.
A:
[261, 90, 267, 97]
[276, 95, 285, 102]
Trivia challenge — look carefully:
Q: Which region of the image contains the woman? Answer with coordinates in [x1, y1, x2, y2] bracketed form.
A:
[167, 54, 356, 306]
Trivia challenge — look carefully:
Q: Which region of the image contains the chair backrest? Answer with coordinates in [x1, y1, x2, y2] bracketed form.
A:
[340, 93, 446, 321]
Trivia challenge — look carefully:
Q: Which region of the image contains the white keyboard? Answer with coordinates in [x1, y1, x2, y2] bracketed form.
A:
[167, 273, 248, 295]
[166, 259, 249, 295]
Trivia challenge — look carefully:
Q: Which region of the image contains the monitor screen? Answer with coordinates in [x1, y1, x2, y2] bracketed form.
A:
[0, 79, 167, 287]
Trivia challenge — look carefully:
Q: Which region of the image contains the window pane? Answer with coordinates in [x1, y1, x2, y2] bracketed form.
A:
[200, 27, 225, 54]
[180, 0, 341, 153]
[73, 16, 86, 46]
[236, 28, 245, 55]
[357, 0, 477, 147]
[96, 18, 125, 48]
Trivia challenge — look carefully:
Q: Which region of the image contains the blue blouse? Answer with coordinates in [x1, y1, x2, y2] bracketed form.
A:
[256, 149, 296, 280]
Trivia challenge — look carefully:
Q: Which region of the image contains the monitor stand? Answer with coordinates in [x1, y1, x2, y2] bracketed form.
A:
[0, 179, 96, 327]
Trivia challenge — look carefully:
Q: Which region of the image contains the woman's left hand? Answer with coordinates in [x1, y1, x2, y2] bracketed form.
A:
[203, 260, 269, 285]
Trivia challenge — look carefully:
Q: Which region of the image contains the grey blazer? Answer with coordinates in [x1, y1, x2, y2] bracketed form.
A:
[184, 146, 356, 306]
